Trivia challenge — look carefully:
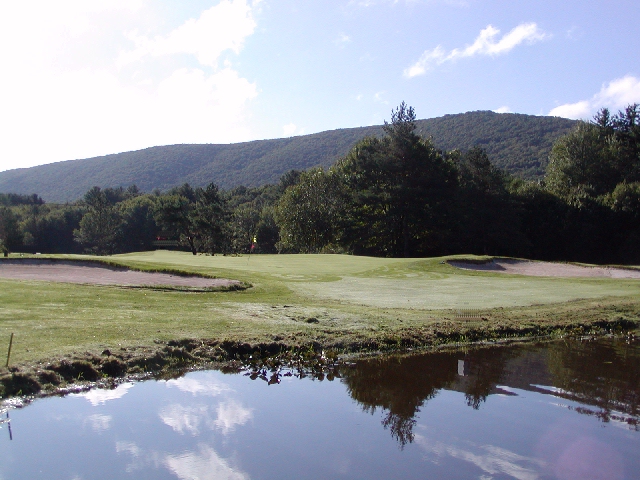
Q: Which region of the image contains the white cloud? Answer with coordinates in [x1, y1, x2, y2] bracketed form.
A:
[350, 0, 469, 6]
[493, 106, 512, 114]
[0, 1, 261, 172]
[414, 434, 545, 480]
[159, 400, 252, 436]
[282, 123, 305, 137]
[334, 33, 351, 47]
[160, 404, 213, 436]
[374, 91, 388, 104]
[565, 26, 582, 40]
[116, 441, 143, 458]
[548, 101, 591, 119]
[74, 383, 134, 406]
[116, 441, 164, 473]
[214, 400, 253, 434]
[283, 123, 298, 136]
[404, 23, 549, 77]
[84, 414, 112, 433]
[164, 445, 249, 480]
[118, 441, 249, 479]
[548, 75, 640, 119]
[118, 0, 259, 68]
[165, 375, 232, 397]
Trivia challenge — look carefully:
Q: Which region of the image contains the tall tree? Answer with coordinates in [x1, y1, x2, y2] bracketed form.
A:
[545, 122, 618, 202]
[154, 189, 198, 254]
[611, 104, 640, 183]
[274, 168, 346, 253]
[0, 207, 22, 254]
[546, 105, 640, 202]
[73, 186, 121, 254]
[154, 183, 228, 255]
[455, 147, 528, 256]
[337, 102, 457, 257]
[192, 183, 229, 254]
[117, 195, 158, 252]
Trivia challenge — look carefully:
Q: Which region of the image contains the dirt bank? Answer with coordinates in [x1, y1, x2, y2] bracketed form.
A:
[0, 259, 244, 289]
[449, 259, 640, 279]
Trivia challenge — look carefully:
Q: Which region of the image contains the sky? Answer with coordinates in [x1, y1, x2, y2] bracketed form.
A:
[1, 0, 639, 173]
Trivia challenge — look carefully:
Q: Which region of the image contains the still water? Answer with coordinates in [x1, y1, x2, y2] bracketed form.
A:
[1, 338, 639, 479]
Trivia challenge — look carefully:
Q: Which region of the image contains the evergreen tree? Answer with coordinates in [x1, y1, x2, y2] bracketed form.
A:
[73, 187, 121, 254]
[337, 102, 457, 257]
[0, 206, 22, 254]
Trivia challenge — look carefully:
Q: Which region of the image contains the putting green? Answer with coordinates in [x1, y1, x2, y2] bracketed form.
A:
[109, 252, 640, 309]
[289, 275, 640, 309]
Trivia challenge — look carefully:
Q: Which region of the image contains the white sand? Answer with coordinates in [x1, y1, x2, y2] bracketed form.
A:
[449, 259, 640, 279]
[0, 259, 242, 288]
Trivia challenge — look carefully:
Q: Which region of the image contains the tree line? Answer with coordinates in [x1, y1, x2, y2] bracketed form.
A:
[1, 102, 638, 263]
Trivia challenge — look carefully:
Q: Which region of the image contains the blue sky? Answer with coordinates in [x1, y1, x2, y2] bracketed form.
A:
[1, 0, 639, 172]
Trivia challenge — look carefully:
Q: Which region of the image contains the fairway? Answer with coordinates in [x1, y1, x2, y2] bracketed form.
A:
[1, 251, 639, 373]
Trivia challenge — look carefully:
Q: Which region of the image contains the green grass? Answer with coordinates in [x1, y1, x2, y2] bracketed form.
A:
[1, 251, 639, 367]
[110, 251, 640, 309]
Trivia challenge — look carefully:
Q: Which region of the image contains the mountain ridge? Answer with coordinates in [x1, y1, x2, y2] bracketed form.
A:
[0, 111, 577, 202]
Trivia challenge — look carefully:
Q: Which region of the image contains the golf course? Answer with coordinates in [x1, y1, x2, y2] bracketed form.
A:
[1, 251, 639, 397]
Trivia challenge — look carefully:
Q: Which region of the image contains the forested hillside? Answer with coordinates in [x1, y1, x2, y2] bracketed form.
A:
[0, 111, 575, 203]
[1, 103, 638, 264]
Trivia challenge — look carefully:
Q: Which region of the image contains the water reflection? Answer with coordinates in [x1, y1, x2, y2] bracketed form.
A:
[74, 382, 134, 405]
[341, 338, 640, 447]
[0, 410, 12, 440]
[159, 400, 253, 436]
[414, 434, 545, 480]
[164, 444, 249, 480]
[1, 338, 639, 479]
[84, 413, 112, 433]
[159, 404, 214, 435]
[165, 376, 232, 396]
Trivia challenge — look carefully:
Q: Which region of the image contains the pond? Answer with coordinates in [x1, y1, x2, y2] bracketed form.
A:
[1, 337, 639, 479]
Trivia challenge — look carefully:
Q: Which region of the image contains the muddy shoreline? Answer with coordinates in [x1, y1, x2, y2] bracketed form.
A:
[2, 316, 637, 404]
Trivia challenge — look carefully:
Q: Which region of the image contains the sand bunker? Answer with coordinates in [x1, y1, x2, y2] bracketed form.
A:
[0, 259, 242, 289]
[449, 258, 640, 279]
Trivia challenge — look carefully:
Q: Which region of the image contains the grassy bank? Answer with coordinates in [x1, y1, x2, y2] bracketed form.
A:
[1, 252, 639, 397]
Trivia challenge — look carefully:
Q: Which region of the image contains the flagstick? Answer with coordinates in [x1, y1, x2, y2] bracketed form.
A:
[6, 333, 14, 368]
[248, 235, 256, 263]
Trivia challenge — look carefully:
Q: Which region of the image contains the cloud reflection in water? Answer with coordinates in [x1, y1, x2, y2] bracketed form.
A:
[414, 434, 545, 480]
[116, 440, 250, 479]
[164, 444, 249, 480]
[84, 413, 112, 433]
[215, 400, 253, 435]
[165, 376, 231, 397]
[74, 382, 134, 406]
[159, 400, 253, 436]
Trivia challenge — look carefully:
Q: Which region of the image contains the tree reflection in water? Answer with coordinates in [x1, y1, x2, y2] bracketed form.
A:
[546, 338, 640, 428]
[342, 352, 458, 448]
[341, 338, 640, 447]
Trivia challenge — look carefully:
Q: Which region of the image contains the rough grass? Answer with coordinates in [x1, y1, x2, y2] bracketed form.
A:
[1, 251, 639, 398]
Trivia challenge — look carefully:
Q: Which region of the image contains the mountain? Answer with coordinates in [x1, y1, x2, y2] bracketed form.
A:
[0, 111, 576, 203]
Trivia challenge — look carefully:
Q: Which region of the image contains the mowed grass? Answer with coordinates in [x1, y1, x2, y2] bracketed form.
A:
[1, 251, 639, 365]
[110, 251, 640, 308]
